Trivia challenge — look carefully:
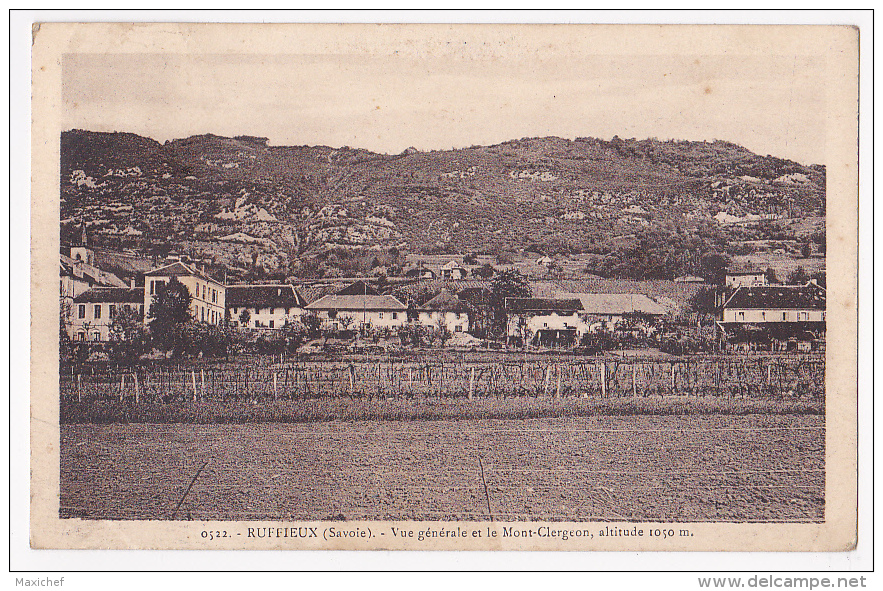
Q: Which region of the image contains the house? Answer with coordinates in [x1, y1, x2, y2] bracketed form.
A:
[505, 298, 585, 347]
[416, 289, 470, 333]
[305, 294, 408, 331]
[726, 270, 767, 289]
[226, 284, 306, 329]
[69, 287, 144, 341]
[556, 292, 666, 332]
[440, 260, 468, 280]
[718, 282, 826, 351]
[144, 262, 226, 326]
[535, 255, 554, 267]
[405, 267, 437, 279]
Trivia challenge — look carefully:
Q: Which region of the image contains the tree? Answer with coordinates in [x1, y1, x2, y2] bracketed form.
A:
[434, 314, 452, 347]
[148, 277, 193, 356]
[800, 242, 813, 258]
[238, 308, 252, 327]
[489, 270, 532, 337]
[697, 252, 731, 285]
[688, 287, 718, 315]
[764, 267, 779, 285]
[787, 266, 810, 285]
[472, 263, 495, 279]
[464, 253, 478, 265]
[107, 307, 149, 362]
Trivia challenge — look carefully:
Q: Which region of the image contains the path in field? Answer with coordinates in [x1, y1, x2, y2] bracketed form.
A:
[60, 415, 824, 522]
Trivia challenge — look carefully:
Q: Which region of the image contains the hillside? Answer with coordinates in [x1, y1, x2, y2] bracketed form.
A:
[59, 130, 826, 281]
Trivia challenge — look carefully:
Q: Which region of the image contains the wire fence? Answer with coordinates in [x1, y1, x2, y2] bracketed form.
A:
[60, 355, 825, 403]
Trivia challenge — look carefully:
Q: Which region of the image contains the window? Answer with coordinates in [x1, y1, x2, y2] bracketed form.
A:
[738, 312, 744, 321]
[455, 325, 463, 332]
[77, 332, 85, 341]
[150, 280, 155, 295]
[78, 304, 85, 319]
[798, 312, 808, 321]
[392, 312, 398, 320]
[822, 312, 826, 321]
[379, 312, 384, 319]
[212, 289, 217, 303]
[109, 305, 116, 319]
[94, 305, 102, 319]
[782, 312, 787, 321]
[269, 320, 275, 328]
[139, 305, 144, 316]
[761, 312, 766, 321]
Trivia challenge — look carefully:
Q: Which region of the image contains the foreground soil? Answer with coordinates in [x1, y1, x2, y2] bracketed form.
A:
[60, 415, 824, 522]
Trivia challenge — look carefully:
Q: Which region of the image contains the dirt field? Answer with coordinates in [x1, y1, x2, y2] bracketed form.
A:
[60, 414, 823, 522]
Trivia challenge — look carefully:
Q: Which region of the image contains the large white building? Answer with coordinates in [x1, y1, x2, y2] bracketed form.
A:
[305, 294, 408, 331]
[718, 281, 826, 351]
[69, 287, 144, 341]
[143, 262, 226, 325]
[505, 298, 585, 347]
[416, 289, 470, 333]
[227, 284, 306, 329]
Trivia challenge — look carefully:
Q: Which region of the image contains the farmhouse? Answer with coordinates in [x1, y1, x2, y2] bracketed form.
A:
[416, 289, 470, 333]
[556, 292, 666, 332]
[69, 287, 144, 341]
[305, 294, 408, 331]
[505, 298, 585, 347]
[725, 270, 767, 289]
[718, 281, 826, 351]
[227, 284, 306, 329]
[144, 262, 226, 326]
[440, 260, 468, 280]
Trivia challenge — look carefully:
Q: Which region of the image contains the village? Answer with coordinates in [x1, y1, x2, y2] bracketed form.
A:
[60, 233, 826, 361]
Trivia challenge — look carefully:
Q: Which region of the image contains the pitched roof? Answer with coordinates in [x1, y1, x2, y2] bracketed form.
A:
[305, 294, 407, 311]
[420, 289, 469, 312]
[74, 287, 144, 304]
[144, 262, 222, 284]
[504, 298, 583, 313]
[226, 284, 305, 308]
[336, 280, 379, 296]
[556, 292, 666, 316]
[723, 285, 826, 310]
[297, 284, 340, 305]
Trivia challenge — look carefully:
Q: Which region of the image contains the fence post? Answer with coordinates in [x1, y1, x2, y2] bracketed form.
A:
[670, 363, 676, 393]
[134, 372, 140, 404]
[632, 363, 638, 397]
[555, 365, 562, 398]
[599, 362, 607, 398]
[201, 369, 206, 400]
[273, 371, 278, 400]
[77, 374, 82, 403]
[120, 373, 125, 402]
[191, 370, 198, 402]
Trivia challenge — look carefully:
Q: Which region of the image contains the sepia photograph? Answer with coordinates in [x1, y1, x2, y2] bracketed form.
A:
[27, 21, 859, 553]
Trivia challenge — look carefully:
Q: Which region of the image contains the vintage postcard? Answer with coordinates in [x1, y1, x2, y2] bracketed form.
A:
[30, 22, 858, 552]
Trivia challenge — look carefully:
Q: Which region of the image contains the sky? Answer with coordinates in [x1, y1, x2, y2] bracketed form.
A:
[62, 51, 827, 165]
